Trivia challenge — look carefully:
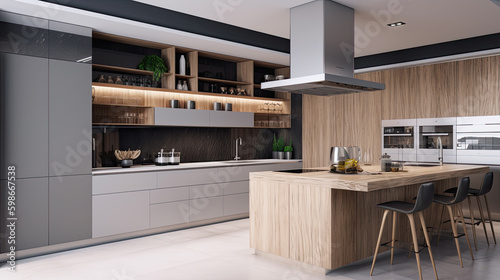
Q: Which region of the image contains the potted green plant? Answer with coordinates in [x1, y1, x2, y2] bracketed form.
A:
[137, 55, 168, 87]
[284, 140, 293, 160]
[272, 133, 279, 159]
[277, 136, 285, 159]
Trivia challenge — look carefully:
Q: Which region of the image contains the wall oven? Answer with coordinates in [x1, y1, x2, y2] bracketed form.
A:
[457, 116, 500, 164]
[416, 117, 456, 163]
[381, 119, 416, 162]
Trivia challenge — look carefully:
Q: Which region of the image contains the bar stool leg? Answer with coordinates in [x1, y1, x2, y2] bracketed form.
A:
[391, 211, 397, 265]
[483, 196, 496, 244]
[418, 212, 439, 280]
[408, 213, 423, 280]
[467, 196, 478, 251]
[457, 204, 474, 260]
[370, 209, 390, 276]
[476, 196, 490, 246]
[447, 205, 463, 267]
[436, 204, 446, 246]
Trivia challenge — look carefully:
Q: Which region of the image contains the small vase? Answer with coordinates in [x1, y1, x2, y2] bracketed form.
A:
[277, 151, 285, 160]
[272, 151, 279, 159]
[182, 80, 188, 91]
[98, 74, 106, 83]
[285, 151, 292, 160]
[177, 80, 183, 90]
[107, 76, 114, 84]
[179, 55, 186, 75]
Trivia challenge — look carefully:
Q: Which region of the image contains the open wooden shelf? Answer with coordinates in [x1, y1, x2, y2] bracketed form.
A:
[92, 64, 172, 76]
[175, 74, 196, 79]
[254, 112, 290, 116]
[198, 77, 251, 86]
[254, 84, 261, 89]
[92, 103, 153, 108]
[92, 82, 289, 102]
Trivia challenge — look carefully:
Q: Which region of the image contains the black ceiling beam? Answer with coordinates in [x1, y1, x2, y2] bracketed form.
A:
[39, 0, 290, 53]
[354, 32, 500, 69]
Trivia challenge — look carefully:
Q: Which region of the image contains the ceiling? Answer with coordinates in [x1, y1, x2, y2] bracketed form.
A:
[2, 0, 500, 66]
[134, 0, 500, 57]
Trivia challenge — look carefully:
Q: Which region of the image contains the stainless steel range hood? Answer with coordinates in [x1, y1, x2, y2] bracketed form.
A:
[262, 0, 385, 95]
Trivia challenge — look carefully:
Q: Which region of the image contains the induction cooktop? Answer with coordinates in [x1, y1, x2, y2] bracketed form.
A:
[275, 169, 327, 173]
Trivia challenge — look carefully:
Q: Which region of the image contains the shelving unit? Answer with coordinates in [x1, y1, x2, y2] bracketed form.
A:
[91, 32, 291, 128]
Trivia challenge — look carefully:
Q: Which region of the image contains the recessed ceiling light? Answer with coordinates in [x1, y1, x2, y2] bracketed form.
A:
[387, 21, 406, 27]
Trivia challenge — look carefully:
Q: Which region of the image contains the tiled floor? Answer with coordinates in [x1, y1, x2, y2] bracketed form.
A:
[0, 219, 498, 279]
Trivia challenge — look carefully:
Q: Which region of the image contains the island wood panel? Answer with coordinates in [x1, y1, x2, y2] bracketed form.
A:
[302, 94, 344, 168]
[330, 189, 358, 268]
[249, 180, 290, 258]
[456, 55, 500, 116]
[355, 186, 408, 260]
[416, 62, 457, 118]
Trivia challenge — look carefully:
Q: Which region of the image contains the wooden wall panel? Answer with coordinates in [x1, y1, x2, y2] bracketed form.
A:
[416, 62, 457, 118]
[303, 55, 500, 169]
[380, 67, 419, 120]
[302, 94, 344, 168]
[457, 56, 500, 116]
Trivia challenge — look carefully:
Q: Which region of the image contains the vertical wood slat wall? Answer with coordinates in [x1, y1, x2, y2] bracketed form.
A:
[302, 55, 500, 169]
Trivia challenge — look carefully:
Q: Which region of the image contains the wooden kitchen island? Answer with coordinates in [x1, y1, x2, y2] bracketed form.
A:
[249, 164, 489, 272]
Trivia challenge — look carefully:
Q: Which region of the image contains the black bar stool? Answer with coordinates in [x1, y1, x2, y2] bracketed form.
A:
[433, 177, 474, 267]
[370, 182, 438, 280]
[445, 172, 496, 250]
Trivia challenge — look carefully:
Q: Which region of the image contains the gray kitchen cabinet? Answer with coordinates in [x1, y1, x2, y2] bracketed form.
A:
[224, 193, 250, 216]
[223, 181, 249, 195]
[92, 190, 150, 238]
[157, 168, 222, 188]
[190, 184, 224, 199]
[150, 186, 190, 204]
[189, 196, 224, 222]
[0, 178, 49, 252]
[150, 200, 190, 228]
[49, 59, 91, 177]
[0, 53, 49, 180]
[92, 172, 156, 195]
[219, 164, 276, 181]
[155, 108, 210, 127]
[209, 111, 254, 127]
[274, 162, 303, 170]
[49, 175, 92, 245]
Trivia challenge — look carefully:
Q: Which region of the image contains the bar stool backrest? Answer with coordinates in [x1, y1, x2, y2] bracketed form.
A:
[453, 177, 470, 204]
[412, 182, 435, 213]
[478, 172, 494, 196]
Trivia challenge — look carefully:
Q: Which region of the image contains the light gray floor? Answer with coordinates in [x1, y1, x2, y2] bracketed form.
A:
[0, 219, 498, 279]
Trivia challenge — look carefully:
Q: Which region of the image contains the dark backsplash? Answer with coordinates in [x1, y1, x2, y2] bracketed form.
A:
[94, 94, 302, 166]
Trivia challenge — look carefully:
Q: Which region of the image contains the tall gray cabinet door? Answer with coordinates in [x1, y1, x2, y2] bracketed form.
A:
[0, 178, 49, 253]
[0, 53, 49, 180]
[48, 59, 91, 177]
[49, 175, 92, 245]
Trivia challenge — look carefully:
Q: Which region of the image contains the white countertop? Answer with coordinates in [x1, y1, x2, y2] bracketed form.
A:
[92, 159, 302, 175]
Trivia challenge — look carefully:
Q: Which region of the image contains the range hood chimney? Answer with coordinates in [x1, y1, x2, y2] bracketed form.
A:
[262, 0, 385, 95]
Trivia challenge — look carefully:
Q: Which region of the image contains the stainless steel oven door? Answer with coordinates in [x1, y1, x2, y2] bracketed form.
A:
[457, 116, 500, 164]
[416, 118, 457, 163]
[382, 119, 416, 162]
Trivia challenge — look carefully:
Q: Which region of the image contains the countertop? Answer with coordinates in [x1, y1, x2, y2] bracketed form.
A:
[92, 159, 302, 175]
[249, 164, 489, 192]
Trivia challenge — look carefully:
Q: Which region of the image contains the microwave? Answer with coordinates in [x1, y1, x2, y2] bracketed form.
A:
[381, 119, 417, 162]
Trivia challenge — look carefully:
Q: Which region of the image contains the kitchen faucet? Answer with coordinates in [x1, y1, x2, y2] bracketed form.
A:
[234, 137, 242, 160]
[437, 136, 443, 166]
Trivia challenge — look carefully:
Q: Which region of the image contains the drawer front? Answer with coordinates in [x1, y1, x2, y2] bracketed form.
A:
[150, 186, 190, 204]
[190, 184, 223, 199]
[189, 196, 223, 222]
[209, 111, 254, 127]
[155, 107, 210, 127]
[150, 200, 190, 228]
[224, 193, 249, 216]
[218, 164, 276, 182]
[157, 168, 223, 188]
[92, 190, 150, 238]
[223, 181, 249, 195]
[92, 172, 156, 195]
